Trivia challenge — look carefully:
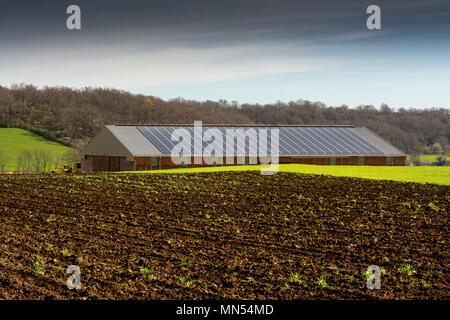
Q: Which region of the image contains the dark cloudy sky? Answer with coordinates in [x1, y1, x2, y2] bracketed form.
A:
[0, 0, 449, 108]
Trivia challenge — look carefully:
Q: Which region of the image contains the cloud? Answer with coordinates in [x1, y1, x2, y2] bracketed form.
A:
[0, 41, 335, 88]
[0, 0, 448, 108]
[329, 31, 385, 42]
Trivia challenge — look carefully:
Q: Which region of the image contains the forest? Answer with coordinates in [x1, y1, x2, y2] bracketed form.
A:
[0, 84, 448, 155]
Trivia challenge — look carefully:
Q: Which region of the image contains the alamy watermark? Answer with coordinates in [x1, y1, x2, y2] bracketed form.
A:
[366, 265, 381, 289]
[170, 121, 279, 175]
[66, 5, 381, 32]
[66, 5, 81, 30]
[66, 265, 81, 290]
[366, 5, 381, 30]
[66, 5, 380, 32]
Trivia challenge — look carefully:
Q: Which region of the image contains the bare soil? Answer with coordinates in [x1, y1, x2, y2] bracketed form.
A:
[0, 172, 448, 299]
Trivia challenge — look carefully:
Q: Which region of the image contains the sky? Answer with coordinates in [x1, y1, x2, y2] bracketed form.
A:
[0, 0, 449, 109]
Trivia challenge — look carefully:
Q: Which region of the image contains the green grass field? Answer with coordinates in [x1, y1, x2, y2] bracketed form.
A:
[130, 164, 450, 186]
[407, 154, 447, 162]
[0, 128, 71, 171]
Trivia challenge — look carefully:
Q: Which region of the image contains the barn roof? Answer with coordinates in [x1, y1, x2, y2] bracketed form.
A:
[82, 125, 405, 157]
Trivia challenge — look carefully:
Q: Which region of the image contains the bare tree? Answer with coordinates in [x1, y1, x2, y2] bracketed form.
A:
[17, 151, 24, 172]
[17, 150, 32, 172]
[61, 148, 80, 165]
[31, 149, 43, 173]
[53, 154, 62, 170]
[41, 150, 54, 172]
[409, 153, 421, 166]
[1, 84, 450, 155]
[0, 151, 9, 172]
[443, 144, 450, 155]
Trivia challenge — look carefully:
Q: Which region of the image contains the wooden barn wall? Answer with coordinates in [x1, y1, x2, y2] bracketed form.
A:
[109, 156, 120, 171]
[119, 157, 134, 171]
[364, 156, 387, 166]
[291, 157, 330, 165]
[93, 156, 109, 172]
[82, 155, 134, 172]
[343, 157, 359, 165]
[83, 154, 407, 172]
[134, 156, 288, 171]
[137, 155, 406, 170]
[134, 157, 152, 171]
[393, 156, 406, 166]
[81, 155, 94, 173]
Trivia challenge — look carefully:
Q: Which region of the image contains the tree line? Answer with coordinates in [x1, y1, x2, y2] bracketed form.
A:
[0, 149, 79, 173]
[0, 84, 449, 155]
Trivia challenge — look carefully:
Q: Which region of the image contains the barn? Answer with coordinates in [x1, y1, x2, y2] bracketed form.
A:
[80, 124, 407, 173]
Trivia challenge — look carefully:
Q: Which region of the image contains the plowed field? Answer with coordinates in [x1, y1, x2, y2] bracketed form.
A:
[0, 172, 448, 299]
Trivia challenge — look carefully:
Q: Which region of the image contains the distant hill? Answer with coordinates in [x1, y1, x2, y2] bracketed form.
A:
[0, 128, 70, 171]
[0, 84, 449, 154]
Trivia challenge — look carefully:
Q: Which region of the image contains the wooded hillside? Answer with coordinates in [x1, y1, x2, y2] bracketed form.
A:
[0, 84, 448, 154]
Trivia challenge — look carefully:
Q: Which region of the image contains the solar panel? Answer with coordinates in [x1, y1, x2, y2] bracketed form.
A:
[342, 128, 381, 154]
[136, 126, 384, 156]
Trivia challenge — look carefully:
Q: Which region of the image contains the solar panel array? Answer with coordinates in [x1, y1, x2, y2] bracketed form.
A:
[136, 126, 383, 156]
